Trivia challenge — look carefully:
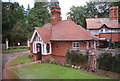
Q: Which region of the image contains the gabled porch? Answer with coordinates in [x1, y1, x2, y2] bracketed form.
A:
[30, 29, 52, 61]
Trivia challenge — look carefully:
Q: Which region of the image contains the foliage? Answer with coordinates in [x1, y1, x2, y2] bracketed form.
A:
[2, 2, 25, 44]
[97, 52, 120, 73]
[66, 50, 88, 65]
[67, 2, 119, 28]
[2, 2, 51, 46]
[49, 58, 55, 63]
[1, 46, 29, 54]
[6, 63, 108, 79]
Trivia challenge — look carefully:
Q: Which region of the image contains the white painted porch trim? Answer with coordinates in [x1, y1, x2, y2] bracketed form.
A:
[33, 41, 52, 55]
[30, 29, 43, 43]
[30, 29, 52, 55]
[42, 42, 52, 55]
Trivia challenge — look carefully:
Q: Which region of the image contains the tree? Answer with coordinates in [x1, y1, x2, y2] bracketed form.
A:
[24, 2, 51, 32]
[67, 6, 86, 28]
[2, 2, 24, 45]
[14, 2, 51, 45]
[67, 2, 119, 28]
[26, 4, 30, 15]
[2, 2, 51, 46]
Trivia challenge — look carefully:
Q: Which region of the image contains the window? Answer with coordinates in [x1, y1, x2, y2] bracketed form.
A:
[73, 42, 80, 48]
[101, 28, 106, 33]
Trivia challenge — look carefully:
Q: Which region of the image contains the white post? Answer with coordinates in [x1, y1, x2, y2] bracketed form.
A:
[5, 38, 9, 50]
[49, 43, 52, 54]
[41, 43, 44, 54]
[44, 43, 47, 55]
[27, 40, 30, 47]
[94, 41, 96, 50]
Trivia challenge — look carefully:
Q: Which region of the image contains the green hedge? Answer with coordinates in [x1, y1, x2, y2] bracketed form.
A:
[8, 46, 29, 50]
[97, 52, 120, 73]
[66, 50, 88, 65]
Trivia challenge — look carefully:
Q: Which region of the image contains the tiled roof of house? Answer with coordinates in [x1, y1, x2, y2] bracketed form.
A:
[35, 27, 52, 42]
[86, 18, 120, 29]
[43, 23, 52, 27]
[35, 20, 99, 42]
[51, 20, 97, 41]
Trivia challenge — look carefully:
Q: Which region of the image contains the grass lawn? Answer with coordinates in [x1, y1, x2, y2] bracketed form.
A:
[7, 63, 109, 79]
[6, 55, 33, 67]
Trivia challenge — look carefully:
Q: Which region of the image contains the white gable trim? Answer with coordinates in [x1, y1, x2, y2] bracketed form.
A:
[30, 29, 43, 43]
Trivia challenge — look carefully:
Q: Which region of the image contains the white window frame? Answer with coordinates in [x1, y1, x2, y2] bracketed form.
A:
[72, 42, 80, 48]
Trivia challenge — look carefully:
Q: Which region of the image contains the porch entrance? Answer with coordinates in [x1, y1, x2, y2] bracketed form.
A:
[36, 43, 42, 60]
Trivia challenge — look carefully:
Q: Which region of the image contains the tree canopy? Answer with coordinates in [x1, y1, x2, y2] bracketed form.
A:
[2, 2, 51, 46]
[67, 2, 119, 28]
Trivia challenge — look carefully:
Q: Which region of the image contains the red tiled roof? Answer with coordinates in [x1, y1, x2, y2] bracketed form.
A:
[35, 27, 51, 42]
[51, 20, 96, 41]
[86, 18, 119, 29]
[43, 23, 52, 27]
[35, 20, 99, 42]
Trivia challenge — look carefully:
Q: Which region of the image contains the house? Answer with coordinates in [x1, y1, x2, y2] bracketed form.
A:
[86, 6, 120, 48]
[29, 3, 99, 62]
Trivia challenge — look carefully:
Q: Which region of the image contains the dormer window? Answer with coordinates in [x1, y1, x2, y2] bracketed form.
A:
[101, 25, 108, 33]
[101, 28, 106, 33]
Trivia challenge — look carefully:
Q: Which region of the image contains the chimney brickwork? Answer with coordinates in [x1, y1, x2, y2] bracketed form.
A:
[110, 6, 118, 20]
[51, 5, 61, 25]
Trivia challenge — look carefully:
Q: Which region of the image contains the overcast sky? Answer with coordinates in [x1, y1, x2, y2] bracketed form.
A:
[2, 0, 88, 20]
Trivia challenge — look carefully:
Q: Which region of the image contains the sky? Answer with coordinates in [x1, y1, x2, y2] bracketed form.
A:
[2, 0, 88, 20]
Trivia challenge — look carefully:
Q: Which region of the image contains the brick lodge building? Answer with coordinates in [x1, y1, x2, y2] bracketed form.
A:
[86, 6, 120, 48]
[29, 3, 99, 62]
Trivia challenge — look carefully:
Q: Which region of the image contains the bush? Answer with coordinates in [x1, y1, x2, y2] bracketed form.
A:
[8, 46, 29, 50]
[49, 58, 55, 64]
[66, 50, 88, 66]
[97, 52, 120, 73]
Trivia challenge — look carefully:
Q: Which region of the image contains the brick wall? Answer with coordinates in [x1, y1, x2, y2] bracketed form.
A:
[52, 42, 72, 56]
[52, 41, 87, 55]
[99, 33, 120, 41]
[42, 55, 51, 62]
[30, 41, 89, 62]
[110, 6, 118, 20]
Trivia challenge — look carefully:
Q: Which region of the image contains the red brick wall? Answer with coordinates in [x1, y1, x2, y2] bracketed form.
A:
[52, 55, 66, 63]
[99, 33, 120, 42]
[80, 41, 86, 50]
[110, 7, 118, 20]
[30, 41, 90, 62]
[42, 55, 51, 62]
[52, 42, 87, 55]
[52, 13, 60, 25]
[30, 43, 33, 53]
[52, 42, 72, 56]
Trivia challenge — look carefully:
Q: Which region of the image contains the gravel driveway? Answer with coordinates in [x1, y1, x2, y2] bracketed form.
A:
[1, 50, 30, 80]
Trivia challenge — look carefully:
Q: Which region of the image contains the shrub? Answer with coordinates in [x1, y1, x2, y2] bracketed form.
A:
[97, 52, 120, 73]
[66, 50, 88, 66]
[49, 58, 55, 64]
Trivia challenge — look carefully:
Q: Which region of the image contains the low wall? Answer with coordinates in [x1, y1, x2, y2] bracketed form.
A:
[0, 44, 6, 50]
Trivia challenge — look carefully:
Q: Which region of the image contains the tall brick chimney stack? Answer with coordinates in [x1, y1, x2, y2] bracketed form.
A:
[110, 6, 118, 20]
[51, 2, 61, 25]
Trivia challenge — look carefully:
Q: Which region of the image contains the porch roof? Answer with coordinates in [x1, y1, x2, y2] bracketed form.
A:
[35, 27, 52, 42]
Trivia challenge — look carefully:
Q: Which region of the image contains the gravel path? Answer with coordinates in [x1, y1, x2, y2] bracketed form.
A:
[1, 50, 30, 79]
